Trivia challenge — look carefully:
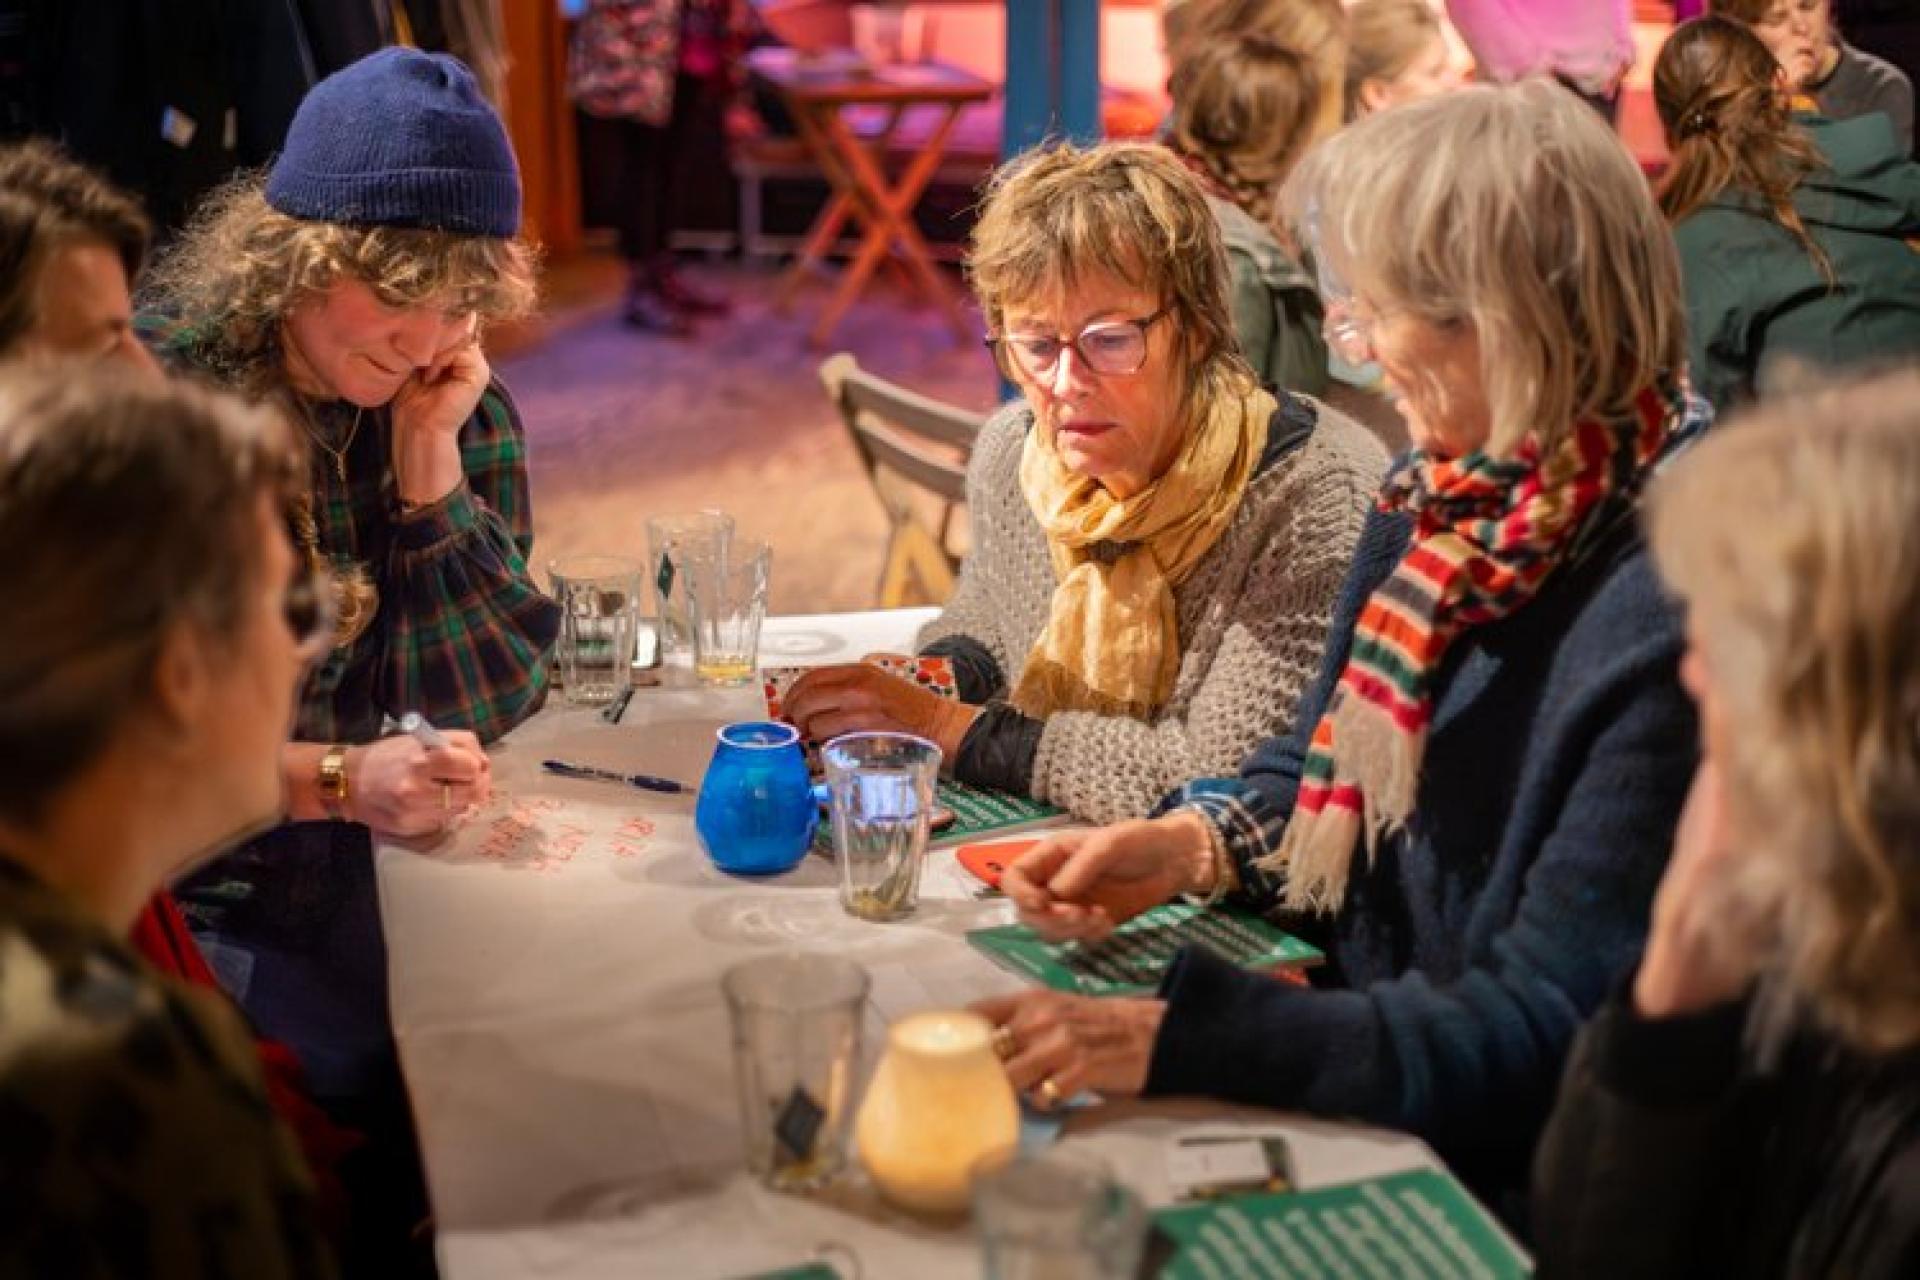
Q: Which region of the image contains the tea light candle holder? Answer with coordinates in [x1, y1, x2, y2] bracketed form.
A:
[855, 1010, 1020, 1214]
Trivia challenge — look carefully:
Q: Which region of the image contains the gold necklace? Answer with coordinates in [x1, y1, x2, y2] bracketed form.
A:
[304, 406, 366, 484]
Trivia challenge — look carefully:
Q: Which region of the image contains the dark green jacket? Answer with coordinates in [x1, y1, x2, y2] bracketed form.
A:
[1676, 113, 1920, 413]
[1206, 194, 1330, 397]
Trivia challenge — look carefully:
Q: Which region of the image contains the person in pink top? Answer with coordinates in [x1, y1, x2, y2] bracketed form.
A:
[1445, 0, 1635, 119]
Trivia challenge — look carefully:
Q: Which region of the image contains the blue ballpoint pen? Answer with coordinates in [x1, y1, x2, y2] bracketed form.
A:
[542, 758, 689, 795]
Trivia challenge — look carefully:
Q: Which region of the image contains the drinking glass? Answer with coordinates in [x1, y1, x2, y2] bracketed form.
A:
[684, 537, 772, 687]
[722, 953, 870, 1192]
[823, 732, 942, 922]
[646, 510, 734, 662]
[973, 1152, 1150, 1280]
[548, 554, 642, 706]
[696, 721, 817, 875]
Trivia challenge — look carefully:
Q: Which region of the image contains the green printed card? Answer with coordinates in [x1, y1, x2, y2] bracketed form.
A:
[1155, 1168, 1531, 1279]
[931, 778, 1070, 845]
[966, 902, 1321, 996]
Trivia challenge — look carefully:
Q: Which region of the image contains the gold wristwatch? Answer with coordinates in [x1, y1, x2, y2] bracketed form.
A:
[318, 745, 351, 819]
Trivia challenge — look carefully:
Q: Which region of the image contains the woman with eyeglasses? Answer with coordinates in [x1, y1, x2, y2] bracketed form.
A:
[972, 85, 1711, 1220]
[0, 367, 335, 1277]
[784, 142, 1385, 823]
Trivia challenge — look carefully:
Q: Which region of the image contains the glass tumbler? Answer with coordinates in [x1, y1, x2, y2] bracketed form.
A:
[548, 554, 642, 706]
[823, 732, 942, 921]
[722, 952, 870, 1192]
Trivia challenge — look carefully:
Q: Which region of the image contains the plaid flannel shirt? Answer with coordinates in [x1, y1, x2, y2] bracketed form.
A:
[144, 321, 561, 745]
[293, 381, 561, 744]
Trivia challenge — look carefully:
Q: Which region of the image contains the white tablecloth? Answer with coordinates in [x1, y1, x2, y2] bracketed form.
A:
[375, 610, 1435, 1279]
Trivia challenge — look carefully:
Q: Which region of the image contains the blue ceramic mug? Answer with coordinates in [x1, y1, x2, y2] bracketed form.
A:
[696, 721, 817, 875]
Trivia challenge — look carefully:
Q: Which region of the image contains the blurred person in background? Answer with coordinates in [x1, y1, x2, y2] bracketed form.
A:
[1534, 369, 1920, 1279]
[1656, 17, 1920, 412]
[1167, 30, 1342, 395]
[1344, 0, 1465, 118]
[1711, 0, 1912, 149]
[1445, 0, 1633, 120]
[569, 0, 751, 333]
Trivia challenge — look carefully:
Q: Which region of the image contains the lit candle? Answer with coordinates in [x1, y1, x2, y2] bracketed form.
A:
[855, 1010, 1021, 1214]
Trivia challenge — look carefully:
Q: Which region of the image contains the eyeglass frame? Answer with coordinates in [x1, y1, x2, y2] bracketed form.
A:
[984, 305, 1174, 382]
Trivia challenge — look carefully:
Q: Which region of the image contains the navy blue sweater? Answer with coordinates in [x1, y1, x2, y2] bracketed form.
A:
[1146, 500, 1699, 1209]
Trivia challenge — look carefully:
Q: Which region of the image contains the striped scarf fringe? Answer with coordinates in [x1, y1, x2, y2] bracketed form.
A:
[1265, 384, 1697, 913]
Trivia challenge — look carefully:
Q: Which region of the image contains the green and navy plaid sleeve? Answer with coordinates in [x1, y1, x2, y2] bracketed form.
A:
[381, 377, 561, 743]
[1151, 505, 1413, 911]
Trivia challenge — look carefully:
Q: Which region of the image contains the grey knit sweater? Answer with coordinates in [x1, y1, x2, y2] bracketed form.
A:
[918, 394, 1386, 823]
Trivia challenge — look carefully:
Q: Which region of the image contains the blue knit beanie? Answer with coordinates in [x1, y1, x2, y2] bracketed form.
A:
[266, 47, 521, 237]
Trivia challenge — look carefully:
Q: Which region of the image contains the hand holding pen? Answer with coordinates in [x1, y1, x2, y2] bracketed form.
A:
[346, 713, 493, 837]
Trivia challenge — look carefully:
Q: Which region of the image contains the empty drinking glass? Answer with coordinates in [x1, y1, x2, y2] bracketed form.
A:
[646, 510, 734, 662]
[722, 953, 871, 1192]
[824, 732, 943, 922]
[973, 1152, 1150, 1280]
[549, 554, 642, 705]
[683, 537, 772, 686]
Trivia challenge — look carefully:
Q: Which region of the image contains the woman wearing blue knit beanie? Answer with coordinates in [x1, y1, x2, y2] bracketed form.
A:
[138, 46, 563, 1269]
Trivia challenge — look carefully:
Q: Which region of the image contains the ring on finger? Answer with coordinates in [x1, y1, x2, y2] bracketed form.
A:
[442, 783, 453, 813]
[1037, 1077, 1062, 1107]
[990, 1025, 1016, 1061]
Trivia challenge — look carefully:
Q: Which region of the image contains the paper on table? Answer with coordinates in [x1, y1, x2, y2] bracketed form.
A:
[1153, 1169, 1531, 1279]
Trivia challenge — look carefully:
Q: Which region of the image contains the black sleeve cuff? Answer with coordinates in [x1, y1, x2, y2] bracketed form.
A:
[1146, 945, 1285, 1100]
[951, 702, 1043, 796]
[1589, 976, 1749, 1109]
[921, 635, 1005, 703]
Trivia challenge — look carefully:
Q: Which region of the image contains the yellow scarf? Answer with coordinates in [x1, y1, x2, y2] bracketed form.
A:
[1011, 383, 1276, 719]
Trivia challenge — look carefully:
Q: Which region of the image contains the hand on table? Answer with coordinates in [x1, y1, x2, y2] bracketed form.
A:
[971, 989, 1165, 1108]
[1002, 812, 1217, 943]
[347, 730, 492, 837]
[783, 661, 979, 760]
[1633, 759, 1767, 1019]
[390, 317, 486, 507]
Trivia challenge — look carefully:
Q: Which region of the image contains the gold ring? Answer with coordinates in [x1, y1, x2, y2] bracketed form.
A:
[990, 1025, 1016, 1060]
[442, 784, 453, 812]
[1037, 1078, 1062, 1107]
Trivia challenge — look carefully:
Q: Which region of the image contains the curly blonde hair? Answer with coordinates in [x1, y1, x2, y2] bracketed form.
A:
[141, 175, 538, 393]
[1650, 367, 1920, 1054]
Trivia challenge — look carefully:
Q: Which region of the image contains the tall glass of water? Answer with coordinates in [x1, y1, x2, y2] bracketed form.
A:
[824, 732, 943, 921]
[548, 554, 641, 705]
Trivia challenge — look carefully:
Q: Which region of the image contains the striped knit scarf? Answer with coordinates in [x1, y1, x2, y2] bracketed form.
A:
[1268, 384, 1699, 912]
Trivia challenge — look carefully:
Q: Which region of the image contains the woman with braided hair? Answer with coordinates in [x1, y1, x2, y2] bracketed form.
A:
[1656, 15, 1920, 411]
[1166, 28, 1342, 396]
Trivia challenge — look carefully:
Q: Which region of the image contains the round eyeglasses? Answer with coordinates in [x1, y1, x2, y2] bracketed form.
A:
[986, 307, 1171, 381]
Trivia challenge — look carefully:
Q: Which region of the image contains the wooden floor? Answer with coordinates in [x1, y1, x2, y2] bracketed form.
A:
[496, 251, 999, 616]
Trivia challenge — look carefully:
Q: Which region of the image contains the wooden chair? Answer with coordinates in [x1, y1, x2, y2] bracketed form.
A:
[819, 353, 983, 607]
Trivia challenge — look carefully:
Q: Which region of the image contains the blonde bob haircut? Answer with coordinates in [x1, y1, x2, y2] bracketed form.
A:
[142, 175, 538, 393]
[1284, 80, 1687, 457]
[1649, 367, 1920, 1055]
[967, 141, 1255, 410]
